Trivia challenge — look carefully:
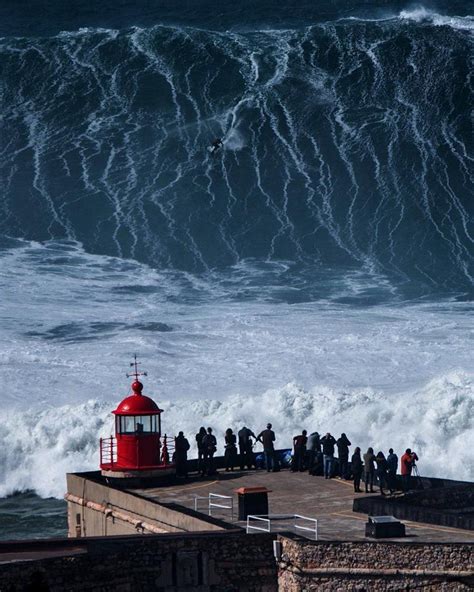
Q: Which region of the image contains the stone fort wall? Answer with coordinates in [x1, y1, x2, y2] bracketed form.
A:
[0, 532, 473, 591]
[0, 530, 277, 592]
[277, 535, 474, 591]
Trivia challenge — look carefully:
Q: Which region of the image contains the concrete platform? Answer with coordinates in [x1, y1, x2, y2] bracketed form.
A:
[131, 468, 474, 543]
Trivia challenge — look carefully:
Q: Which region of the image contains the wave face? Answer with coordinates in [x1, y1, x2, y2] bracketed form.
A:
[1, 6, 473, 294]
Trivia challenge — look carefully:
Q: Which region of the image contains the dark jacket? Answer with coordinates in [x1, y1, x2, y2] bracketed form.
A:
[225, 433, 237, 450]
[375, 454, 388, 475]
[321, 435, 336, 456]
[293, 434, 307, 449]
[202, 433, 217, 453]
[258, 429, 275, 450]
[387, 453, 398, 473]
[351, 452, 363, 475]
[337, 434, 351, 459]
[238, 427, 256, 446]
[196, 431, 206, 451]
[175, 435, 190, 453]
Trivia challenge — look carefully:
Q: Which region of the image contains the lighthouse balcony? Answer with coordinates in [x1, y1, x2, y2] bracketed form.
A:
[99, 435, 175, 476]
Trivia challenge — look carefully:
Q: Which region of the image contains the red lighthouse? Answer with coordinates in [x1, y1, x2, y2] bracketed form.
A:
[100, 357, 174, 479]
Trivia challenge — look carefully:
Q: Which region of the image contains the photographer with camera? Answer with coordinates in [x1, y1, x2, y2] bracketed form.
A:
[400, 448, 419, 492]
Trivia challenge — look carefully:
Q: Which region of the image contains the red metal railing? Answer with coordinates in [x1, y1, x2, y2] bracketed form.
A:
[99, 434, 175, 469]
[100, 436, 117, 468]
[161, 434, 175, 466]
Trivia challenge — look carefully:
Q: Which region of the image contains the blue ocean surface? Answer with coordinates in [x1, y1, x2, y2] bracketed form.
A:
[0, 0, 472, 539]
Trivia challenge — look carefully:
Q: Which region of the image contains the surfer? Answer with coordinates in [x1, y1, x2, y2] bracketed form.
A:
[209, 137, 223, 155]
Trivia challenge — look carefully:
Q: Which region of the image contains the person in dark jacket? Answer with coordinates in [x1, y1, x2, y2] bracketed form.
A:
[257, 423, 276, 472]
[387, 448, 398, 491]
[375, 451, 390, 495]
[321, 432, 337, 479]
[336, 433, 352, 479]
[238, 426, 257, 470]
[202, 427, 217, 476]
[292, 430, 308, 472]
[306, 431, 321, 472]
[196, 426, 206, 474]
[224, 428, 237, 471]
[175, 431, 190, 478]
[363, 447, 376, 493]
[351, 447, 363, 492]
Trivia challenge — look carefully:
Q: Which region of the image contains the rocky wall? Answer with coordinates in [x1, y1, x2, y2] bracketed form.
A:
[277, 536, 474, 591]
[0, 531, 277, 592]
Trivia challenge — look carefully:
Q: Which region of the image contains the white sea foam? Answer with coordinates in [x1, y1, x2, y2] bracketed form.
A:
[0, 371, 472, 498]
[224, 128, 246, 151]
[0, 241, 472, 497]
[339, 9, 474, 33]
[399, 8, 474, 32]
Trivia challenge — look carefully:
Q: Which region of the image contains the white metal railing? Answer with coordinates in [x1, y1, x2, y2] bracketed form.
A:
[193, 493, 234, 520]
[193, 495, 208, 512]
[246, 514, 272, 534]
[294, 514, 318, 540]
[246, 514, 318, 540]
[208, 493, 234, 520]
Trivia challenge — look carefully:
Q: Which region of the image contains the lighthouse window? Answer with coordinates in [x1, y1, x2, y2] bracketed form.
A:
[123, 416, 136, 433]
[118, 415, 158, 434]
[135, 415, 156, 432]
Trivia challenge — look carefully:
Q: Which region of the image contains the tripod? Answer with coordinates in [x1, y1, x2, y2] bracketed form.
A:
[412, 463, 423, 490]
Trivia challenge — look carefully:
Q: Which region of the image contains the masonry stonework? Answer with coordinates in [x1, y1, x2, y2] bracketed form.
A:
[0, 531, 277, 592]
[277, 536, 474, 591]
[1, 533, 473, 591]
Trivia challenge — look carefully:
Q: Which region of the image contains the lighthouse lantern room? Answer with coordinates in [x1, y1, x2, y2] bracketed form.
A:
[100, 357, 174, 478]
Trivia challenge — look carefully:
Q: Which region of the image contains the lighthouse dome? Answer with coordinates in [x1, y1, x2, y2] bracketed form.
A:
[113, 380, 162, 416]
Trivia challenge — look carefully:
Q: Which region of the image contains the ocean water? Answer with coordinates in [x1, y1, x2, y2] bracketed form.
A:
[0, 0, 472, 539]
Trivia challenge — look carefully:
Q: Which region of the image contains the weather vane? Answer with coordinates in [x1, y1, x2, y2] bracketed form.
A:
[126, 354, 148, 381]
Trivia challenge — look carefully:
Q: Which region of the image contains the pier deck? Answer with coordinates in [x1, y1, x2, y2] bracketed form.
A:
[132, 468, 474, 543]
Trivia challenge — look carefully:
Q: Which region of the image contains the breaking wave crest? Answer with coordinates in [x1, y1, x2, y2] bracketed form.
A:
[1, 372, 472, 498]
[398, 7, 474, 31]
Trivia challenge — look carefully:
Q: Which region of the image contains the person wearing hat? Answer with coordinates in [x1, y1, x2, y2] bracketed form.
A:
[257, 423, 276, 472]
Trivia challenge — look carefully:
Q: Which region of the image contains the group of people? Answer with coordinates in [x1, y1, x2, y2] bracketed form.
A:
[355, 447, 419, 494]
[174, 426, 420, 494]
[290, 430, 419, 494]
[291, 430, 418, 495]
[194, 424, 277, 476]
[173, 423, 276, 477]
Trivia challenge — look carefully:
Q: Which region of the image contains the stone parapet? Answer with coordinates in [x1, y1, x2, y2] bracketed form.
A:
[278, 535, 474, 591]
[0, 530, 277, 592]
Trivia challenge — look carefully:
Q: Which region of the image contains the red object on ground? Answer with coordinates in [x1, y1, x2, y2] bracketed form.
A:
[234, 487, 272, 494]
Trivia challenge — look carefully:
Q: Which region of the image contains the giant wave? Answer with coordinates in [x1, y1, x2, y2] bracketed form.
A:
[0, 8, 472, 294]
